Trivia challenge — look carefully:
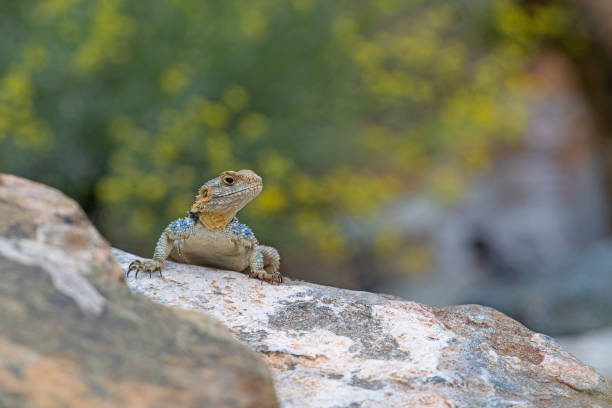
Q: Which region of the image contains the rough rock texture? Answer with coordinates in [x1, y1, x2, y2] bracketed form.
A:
[559, 326, 612, 380]
[115, 250, 612, 408]
[0, 174, 278, 408]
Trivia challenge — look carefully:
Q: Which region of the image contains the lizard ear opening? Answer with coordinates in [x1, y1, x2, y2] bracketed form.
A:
[198, 186, 210, 202]
[191, 186, 210, 214]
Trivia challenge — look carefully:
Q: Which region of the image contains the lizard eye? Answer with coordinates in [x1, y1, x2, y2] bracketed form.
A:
[223, 176, 235, 185]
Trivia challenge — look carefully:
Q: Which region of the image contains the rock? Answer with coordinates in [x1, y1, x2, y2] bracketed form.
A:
[0, 174, 277, 408]
[115, 250, 612, 408]
[558, 326, 612, 380]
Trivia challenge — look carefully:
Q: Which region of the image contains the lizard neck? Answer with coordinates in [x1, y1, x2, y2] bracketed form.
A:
[197, 211, 235, 231]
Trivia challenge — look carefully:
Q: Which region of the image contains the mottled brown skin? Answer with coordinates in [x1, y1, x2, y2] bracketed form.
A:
[128, 170, 282, 283]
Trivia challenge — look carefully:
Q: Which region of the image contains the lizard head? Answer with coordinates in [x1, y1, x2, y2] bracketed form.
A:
[190, 169, 263, 230]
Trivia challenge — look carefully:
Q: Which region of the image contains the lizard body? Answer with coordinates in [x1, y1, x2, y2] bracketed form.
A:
[127, 169, 281, 283]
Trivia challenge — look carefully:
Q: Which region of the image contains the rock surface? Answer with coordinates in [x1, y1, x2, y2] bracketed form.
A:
[0, 174, 277, 408]
[115, 250, 612, 408]
[559, 326, 612, 380]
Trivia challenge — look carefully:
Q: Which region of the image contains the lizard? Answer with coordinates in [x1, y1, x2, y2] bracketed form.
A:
[127, 169, 282, 283]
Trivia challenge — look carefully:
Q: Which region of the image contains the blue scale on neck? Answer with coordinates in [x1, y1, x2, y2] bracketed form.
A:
[170, 217, 195, 233]
[229, 219, 254, 239]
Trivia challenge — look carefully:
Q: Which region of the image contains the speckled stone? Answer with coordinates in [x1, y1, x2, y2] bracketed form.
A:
[116, 248, 612, 408]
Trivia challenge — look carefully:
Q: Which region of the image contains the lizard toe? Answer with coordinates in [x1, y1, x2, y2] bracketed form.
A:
[126, 259, 163, 279]
[249, 269, 282, 284]
[271, 272, 283, 284]
[127, 260, 141, 277]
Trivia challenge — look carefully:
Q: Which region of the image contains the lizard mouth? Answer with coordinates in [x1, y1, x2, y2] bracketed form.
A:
[212, 185, 261, 199]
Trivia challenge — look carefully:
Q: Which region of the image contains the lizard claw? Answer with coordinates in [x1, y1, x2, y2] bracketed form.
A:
[248, 269, 283, 284]
[269, 272, 283, 285]
[127, 262, 140, 278]
[127, 259, 163, 279]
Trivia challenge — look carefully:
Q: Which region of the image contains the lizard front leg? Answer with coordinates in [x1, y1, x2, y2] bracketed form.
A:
[248, 245, 282, 284]
[127, 231, 172, 279]
[127, 217, 194, 279]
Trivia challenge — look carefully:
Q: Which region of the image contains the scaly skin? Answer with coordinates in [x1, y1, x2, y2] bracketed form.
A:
[127, 170, 282, 283]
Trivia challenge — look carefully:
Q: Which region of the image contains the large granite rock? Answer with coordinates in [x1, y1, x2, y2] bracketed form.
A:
[0, 174, 277, 408]
[115, 250, 612, 408]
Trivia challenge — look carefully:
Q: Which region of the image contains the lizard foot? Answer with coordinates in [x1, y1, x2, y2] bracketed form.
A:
[249, 269, 283, 284]
[127, 259, 164, 279]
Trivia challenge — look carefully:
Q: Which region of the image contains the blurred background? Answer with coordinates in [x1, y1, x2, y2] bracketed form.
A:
[2, 0, 612, 374]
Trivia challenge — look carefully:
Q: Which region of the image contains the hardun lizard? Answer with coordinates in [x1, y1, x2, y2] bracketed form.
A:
[128, 169, 282, 283]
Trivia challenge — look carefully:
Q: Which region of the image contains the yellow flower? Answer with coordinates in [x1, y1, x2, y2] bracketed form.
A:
[237, 113, 268, 140]
[201, 102, 230, 130]
[241, 10, 267, 39]
[253, 185, 286, 213]
[160, 64, 191, 95]
[223, 84, 250, 112]
[291, 0, 315, 12]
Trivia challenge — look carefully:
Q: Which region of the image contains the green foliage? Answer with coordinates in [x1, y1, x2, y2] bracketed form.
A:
[0, 0, 588, 262]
